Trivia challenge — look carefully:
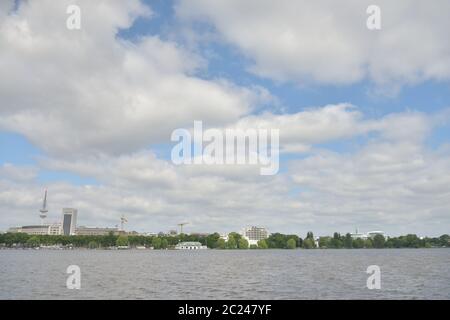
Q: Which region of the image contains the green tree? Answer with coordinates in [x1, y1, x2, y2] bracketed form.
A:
[364, 238, 373, 248]
[216, 238, 226, 249]
[439, 234, 450, 247]
[26, 236, 40, 247]
[353, 238, 365, 248]
[238, 238, 249, 249]
[318, 237, 330, 248]
[206, 233, 221, 248]
[88, 241, 99, 249]
[152, 237, 162, 249]
[226, 235, 237, 249]
[161, 238, 168, 249]
[116, 235, 129, 247]
[330, 233, 343, 248]
[287, 238, 297, 249]
[303, 238, 314, 249]
[372, 234, 385, 248]
[257, 239, 268, 249]
[343, 233, 353, 248]
[228, 232, 242, 242]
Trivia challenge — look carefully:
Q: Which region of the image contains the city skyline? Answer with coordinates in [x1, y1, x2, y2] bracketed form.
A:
[1, 0, 450, 237]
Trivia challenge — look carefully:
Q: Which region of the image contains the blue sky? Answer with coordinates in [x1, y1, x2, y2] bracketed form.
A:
[1, 0, 449, 236]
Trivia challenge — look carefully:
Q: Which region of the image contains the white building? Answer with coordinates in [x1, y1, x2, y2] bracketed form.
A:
[15, 225, 49, 235]
[76, 226, 119, 236]
[367, 231, 387, 239]
[241, 226, 269, 246]
[62, 208, 77, 236]
[48, 223, 62, 235]
[350, 229, 387, 240]
[175, 241, 207, 250]
[8, 223, 61, 235]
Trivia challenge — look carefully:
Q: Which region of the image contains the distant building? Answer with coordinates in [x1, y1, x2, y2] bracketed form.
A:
[8, 223, 61, 236]
[62, 208, 77, 236]
[7, 227, 22, 233]
[241, 226, 269, 246]
[367, 231, 387, 239]
[190, 232, 210, 237]
[350, 228, 368, 240]
[175, 242, 207, 250]
[350, 229, 387, 240]
[48, 223, 62, 235]
[76, 226, 119, 236]
[13, 225, 49, 235]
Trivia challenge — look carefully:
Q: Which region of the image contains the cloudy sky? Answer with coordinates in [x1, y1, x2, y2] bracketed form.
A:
[1, 0, 449, 236]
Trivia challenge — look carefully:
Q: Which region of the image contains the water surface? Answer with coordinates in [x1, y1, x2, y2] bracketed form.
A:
[0, 249, 449, 299]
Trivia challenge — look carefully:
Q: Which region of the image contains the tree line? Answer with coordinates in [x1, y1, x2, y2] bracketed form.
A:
[0, 231, 448, 249]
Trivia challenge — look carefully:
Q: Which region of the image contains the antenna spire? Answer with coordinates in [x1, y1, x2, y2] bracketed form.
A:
[39, 189, 48, 225]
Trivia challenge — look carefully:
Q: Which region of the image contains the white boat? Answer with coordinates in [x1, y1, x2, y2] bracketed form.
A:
[175, 242, 208, 250]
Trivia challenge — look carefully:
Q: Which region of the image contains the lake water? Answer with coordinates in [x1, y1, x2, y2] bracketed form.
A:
[0, 249, 449, 299]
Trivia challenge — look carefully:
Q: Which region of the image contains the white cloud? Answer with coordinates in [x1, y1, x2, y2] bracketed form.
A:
[0, 0, 267, 157]
[176, 0, 450, 91]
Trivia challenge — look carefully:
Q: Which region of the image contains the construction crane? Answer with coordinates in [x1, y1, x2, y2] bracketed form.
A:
[39, 189, 48, 225]
[177, 222, 189, 234]
[120, 214, 128, 231]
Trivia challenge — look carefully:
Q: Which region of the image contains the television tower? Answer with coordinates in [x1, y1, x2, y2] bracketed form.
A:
[177, 222, 189, 234]
[120, 214, 128, 231]
[39, 189, 48, 225]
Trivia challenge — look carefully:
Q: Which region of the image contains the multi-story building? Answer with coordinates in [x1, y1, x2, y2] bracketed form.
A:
[62, 208, 77, 236]
[241, 226, 269, 246]
[76, 226, 119, 236]
[15, 225, 49, 235]
[350, 229, 387, 240]
[48, 223, 62, 235]
[8, 223, 62, 235]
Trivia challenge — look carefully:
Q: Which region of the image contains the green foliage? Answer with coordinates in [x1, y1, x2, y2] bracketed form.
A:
[238, 238, 249, 249]
[206, 233, 221, 248]
[161, 238, 168, 249]
[216, 238, 226, 249]
[318, 236, 330, 248]
[364, 238, 373, 248]
[1, 232, 448, 250]
[286, 238, 297, 249]
[26, 236, 40, 247]
[226, 235, 237, 249]
[116, 235, 129, 247]
[372, 234, 385, 248]
[267, 233, 300, 249]
[344, 233, 353, 248]
[152, 237, 162, 249]
[257, 239, 268, 249]
[302, 238, 314, 249]
[88, 241, 99, 249]
[352, 238, 365, 248]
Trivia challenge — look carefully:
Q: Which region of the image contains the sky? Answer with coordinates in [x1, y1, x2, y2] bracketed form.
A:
[0, 0, 449, 237]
